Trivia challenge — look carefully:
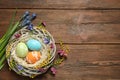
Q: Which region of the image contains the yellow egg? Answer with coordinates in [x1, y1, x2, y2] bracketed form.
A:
[26, 51, 41, 64]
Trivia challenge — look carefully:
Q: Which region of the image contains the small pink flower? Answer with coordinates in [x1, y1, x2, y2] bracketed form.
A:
[39, 68, 45, 72]
[58, 50, 64, 56]
[50, 43, 54, 49]
[14, 33, 21, 38]
[63, 53, 67, 57]
[41, 22, 46, 27]
[58, 50, 67, 58]
[50, 67, 57, 75]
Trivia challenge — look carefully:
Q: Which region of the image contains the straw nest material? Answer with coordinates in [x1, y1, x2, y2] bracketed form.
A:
[6, 26, 56, 78]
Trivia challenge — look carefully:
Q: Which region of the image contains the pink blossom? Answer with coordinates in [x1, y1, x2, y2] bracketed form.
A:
[50, 67, 57, 75]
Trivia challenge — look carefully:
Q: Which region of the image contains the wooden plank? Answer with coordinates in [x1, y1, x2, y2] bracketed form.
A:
[59, 45, 120, 63]
[0, 10, 120, 43]
[0, 0, 120, 9]
[0, 10, 120, 24]
[0, 64, 120, 80]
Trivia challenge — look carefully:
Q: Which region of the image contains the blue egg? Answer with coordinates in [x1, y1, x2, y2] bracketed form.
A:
[26, 39, 42, 51]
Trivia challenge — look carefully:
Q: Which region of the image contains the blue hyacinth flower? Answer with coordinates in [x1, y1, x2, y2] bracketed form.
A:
[27, 23, 33, 30]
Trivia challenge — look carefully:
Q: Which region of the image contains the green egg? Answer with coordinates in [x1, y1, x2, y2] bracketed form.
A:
[16, 42, 28, 58]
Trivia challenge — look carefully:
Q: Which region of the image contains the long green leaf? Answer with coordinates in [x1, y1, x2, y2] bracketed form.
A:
[0, 63, 5, 70]
[0, 54, 6, 66]
[0, 37, 10, 52]
[0, 48, 5, 59]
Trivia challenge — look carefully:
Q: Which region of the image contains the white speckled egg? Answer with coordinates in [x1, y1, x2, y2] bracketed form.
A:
[16, 42, 28, 58]
[26, 39, 42, 51]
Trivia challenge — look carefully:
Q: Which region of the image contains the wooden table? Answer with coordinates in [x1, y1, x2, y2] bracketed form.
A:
[0, 0, 120, 80]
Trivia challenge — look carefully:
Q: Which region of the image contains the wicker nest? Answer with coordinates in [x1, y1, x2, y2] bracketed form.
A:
[6, 26, 56, 78]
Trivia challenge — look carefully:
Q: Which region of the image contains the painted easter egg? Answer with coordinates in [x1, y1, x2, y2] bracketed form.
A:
[16, 42, 28, 58]
[26, 51, 41, 64]
[26, 39, 42, 51]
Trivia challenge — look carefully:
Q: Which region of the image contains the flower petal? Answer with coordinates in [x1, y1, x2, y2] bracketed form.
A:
[50, 67, 57, 75]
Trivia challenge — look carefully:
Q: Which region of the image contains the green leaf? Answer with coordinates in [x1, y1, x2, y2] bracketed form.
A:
[0, 54, 6, 68]
[0, 63, 5, 70]
[0, 48, 5, 59]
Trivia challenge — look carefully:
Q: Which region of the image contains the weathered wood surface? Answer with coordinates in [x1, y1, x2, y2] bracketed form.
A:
[0, 10, 120, 24]
[0, 0, 120, 9]
[0, 10, 120, 44]
[0, 0, 120, 80]
[0, 64, 120, 80]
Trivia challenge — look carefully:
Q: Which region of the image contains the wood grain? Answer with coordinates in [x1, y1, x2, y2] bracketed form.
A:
[56, 45, 120, 66]
[0, 10, 120, 23]
[0, 0, 120, 9]
[0, 0, 120, 80]
[0, 64, 120, 80]
[0, 44, 120, 80]
[0, 10, 120, 43]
